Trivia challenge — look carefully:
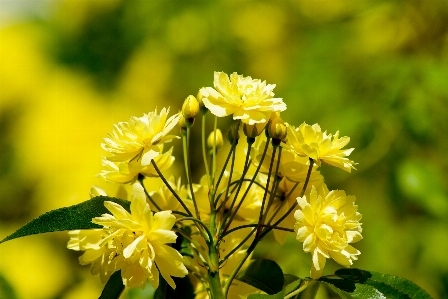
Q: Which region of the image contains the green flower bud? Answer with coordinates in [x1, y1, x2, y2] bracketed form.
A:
[243, 122, 266, 138]
[207, 129, 224, 151]
[178, 115, 188, 136]
[268, 116, 287, 141]
[227, 122, 240, 144]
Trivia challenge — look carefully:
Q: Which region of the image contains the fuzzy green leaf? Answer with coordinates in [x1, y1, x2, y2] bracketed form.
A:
[237, 259, 284, 295]
[0, 196, 130, 244]
[99, 271, 124, 299]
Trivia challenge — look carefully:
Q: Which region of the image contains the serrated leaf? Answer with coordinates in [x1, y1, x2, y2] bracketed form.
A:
[99, 271, 124, 299]
[335, 269, 432, 299]
[237, 259, 284, 295]
[0, 196, 130, 244]
[321, 281, 385, 299]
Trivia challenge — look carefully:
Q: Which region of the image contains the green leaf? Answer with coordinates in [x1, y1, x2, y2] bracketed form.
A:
[283, 275, 302, 295]
[99, 271, 124, 299]
[321, 281, 386, 299]
[237, 259, 284, 295]
[0, 196, 130, 244]
[295, 281, 320, 299]
[247, 291, 284, 299]
[335, 269, 432, 299]
[0, 271, 19, 299]
[154, 276, 195, 299]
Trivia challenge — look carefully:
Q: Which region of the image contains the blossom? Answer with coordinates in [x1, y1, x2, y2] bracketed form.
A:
[68, 183, 188, 289]
[294, 184, 362, 279]
[97, 146, 175, 184]
[284, 123, 356, 172]
[199, 72, 286, 125]
[102, 108, 181, 166]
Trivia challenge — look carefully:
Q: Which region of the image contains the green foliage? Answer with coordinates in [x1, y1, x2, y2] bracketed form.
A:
[0, 196, 130, 244]
[319, 269, 432, 299]
[238, 259, 284, 295]
[154, 276, 195, 299]
[0, 272, 18, 299]
[100, 271, 125, 299]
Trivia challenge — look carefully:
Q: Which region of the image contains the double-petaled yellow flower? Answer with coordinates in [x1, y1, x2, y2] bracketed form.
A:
[294, 184, 362, 279]
[68, 183, 188, 289]
[285, 122, 356, 172]
[199, 72, 286, 125]
[102, 107, 181, 166]
[98, 146, 175, 184]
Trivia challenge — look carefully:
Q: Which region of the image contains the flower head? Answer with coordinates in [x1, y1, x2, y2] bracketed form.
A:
[285, 122, 356, 172]
[102, 107, 181, 166]
[199, 72, 286, 125]
[68, 183, 188, 289]
[294, 184, 362, 278]
[97, 146, 175, 184]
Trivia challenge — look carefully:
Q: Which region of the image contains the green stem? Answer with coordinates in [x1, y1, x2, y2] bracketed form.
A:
[137, 175, 161, 211]
[151, 160, 193, 216]
[185, 126, 201, 220]
[284, 280, 312, 299]
[260, 158, 314, 239]
[202, 112, 211, 187]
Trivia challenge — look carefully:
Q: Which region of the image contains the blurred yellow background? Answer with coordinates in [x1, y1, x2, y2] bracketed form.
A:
[1, 0, 447, 298]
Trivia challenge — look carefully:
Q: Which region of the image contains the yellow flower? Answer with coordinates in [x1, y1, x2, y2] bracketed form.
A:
[102, 107, 181, 166]
[199, 72, 286, 125]
[285, 122, 356, 172]
[68, 183, 188, 289]
[294, 184, 362, 279]
[98, 146, 175, 184]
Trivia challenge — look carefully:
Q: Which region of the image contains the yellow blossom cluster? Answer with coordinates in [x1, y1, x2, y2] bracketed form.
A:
[68, 71, 361, 295]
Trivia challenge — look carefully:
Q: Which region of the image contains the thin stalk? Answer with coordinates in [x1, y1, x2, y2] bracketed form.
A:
[185, 126, 201, 220]
[219, 227, 256, 266]
[255, 145, 277, 238]
[220, 136, 270, 234]
[202, 112, 211, 187]
[220, 138, 254, 232]
[211, 116, 218, 186]
[151, 160, 193, 217]
[260, 158, 314, 239]
[137, 175, 161, 211]
[284, 280, 312, 299]
[176, 217, 212, 242]
[266, 181, 300, 226]
[261, 146, 282, 227]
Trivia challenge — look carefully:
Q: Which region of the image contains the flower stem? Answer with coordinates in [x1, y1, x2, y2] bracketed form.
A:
[137, 175, 161, 211]
[185, 126, 201, 220]
[151, 160, 193, 217]
[202, 112, 211, 187]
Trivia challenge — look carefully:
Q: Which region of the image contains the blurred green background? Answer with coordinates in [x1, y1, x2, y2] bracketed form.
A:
[1, 0, 447, 298]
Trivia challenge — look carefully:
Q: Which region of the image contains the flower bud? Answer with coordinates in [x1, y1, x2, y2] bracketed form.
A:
[178, 115, 188, 136]
[182, 95, 200, 121]
[243, 122, 266, 138]
[227, 122, 240, 144]
[268, 116, 287, 141]
[197, 88, 207, 110]
[207, 129, 224, 151]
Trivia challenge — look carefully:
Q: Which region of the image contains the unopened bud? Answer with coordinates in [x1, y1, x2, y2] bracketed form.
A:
[227, 122, 240, 144]
[182, 95, 200, 122]
[207, 129, 224, 152]
[197, 89, 206, 110]
[243, 122, 266, 139]
[268, 116, 287, 141]
[178, 116, 188, 135]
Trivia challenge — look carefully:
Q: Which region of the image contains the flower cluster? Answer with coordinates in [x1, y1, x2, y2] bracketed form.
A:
[68, 71, 361, 297]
